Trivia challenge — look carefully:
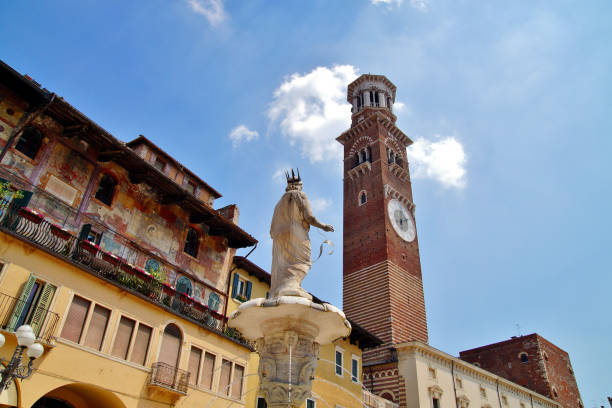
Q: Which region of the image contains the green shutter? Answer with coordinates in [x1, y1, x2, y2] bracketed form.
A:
[29, 283, 56, 336]
[231, 274, 239, 298]
[7, 274, 36, 330]
[245, 281, 252, 300]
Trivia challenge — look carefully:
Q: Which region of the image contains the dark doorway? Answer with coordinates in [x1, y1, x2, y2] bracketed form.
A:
[32, 397, 75, 408]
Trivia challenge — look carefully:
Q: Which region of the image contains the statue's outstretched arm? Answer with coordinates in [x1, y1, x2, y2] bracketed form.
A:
[299, 193, 334, 232]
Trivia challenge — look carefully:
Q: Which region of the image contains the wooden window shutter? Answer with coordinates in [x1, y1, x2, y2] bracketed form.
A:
[231, 274, 239, 298]
[188, 347, 202, 385]
[245, 281, 252, 300]
[130, 324, 152, 366]
[159, 325, 182, 368]
[111, 316, 135, 359]
[83, 304, 110, 350]
[231, 364, 244, 399]
[29, 282, 56, 336]
[60, 296, 91, 343]
[7, 274, 36, 330]
[219, 359, 232, 396]
[201, 352, 216, 390]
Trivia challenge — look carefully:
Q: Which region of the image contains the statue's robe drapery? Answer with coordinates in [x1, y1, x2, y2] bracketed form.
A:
[270, 190, 312, 298]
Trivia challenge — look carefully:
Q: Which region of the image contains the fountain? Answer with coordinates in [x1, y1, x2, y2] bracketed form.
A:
[229, 170, 350, 408]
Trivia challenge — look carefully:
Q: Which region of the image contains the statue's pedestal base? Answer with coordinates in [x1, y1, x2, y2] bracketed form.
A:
[229, 296, 351, 408]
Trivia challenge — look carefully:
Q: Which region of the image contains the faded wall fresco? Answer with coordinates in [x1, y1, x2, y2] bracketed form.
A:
[83, 161, 231, 292]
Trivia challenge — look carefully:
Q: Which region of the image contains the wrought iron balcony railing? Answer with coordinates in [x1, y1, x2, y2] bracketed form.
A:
[149, 362, 190, 394]
[0, 291, 59, 344]
[0, 169, 252, 348]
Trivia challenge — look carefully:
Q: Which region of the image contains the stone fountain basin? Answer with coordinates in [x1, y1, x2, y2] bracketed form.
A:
[229, 296, 351, 344]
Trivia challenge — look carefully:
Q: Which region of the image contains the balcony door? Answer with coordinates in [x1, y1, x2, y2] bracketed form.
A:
[159, 324, 182, 368]
[7, 274, 56, 336]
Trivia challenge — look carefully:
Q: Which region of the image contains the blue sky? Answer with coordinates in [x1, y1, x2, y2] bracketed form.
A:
[2, 0, 610, 405]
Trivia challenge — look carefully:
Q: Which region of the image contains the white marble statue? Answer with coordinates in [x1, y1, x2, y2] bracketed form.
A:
[270, 170, 333, 300]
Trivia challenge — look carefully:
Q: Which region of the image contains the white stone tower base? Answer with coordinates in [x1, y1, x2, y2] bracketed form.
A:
[229, 296, 351, 408]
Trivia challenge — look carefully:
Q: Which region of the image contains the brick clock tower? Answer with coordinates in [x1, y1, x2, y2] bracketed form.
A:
[337, 75, 427, 406]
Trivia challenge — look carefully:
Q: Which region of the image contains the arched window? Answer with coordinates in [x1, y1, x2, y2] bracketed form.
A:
[94, 174, 117, 206]
[159, 324, 182, 370]
[380, 391, 395, 403]
[183, 227, 199, 258]
[359, 191, 367, 206]
[14, 127, 43, 160]
[519, 352, 528, 363]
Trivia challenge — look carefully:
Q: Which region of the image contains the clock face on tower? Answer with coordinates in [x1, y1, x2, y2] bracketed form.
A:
[387, 198, 416, 242]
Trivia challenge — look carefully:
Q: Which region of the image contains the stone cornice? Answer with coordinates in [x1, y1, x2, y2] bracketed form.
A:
[396, 341, 560, 408]
[336, 112, 412, 148]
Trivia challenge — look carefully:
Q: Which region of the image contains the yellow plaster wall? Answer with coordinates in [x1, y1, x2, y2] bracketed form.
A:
[0, 232, 251, 408]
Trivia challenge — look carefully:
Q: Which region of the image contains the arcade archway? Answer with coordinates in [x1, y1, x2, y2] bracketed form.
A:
[32, 383, 126, 408]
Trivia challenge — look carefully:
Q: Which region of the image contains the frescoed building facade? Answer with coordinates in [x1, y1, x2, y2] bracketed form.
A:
[0, 59, 257, 407]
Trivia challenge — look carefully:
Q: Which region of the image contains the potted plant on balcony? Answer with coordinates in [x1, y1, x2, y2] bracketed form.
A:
[18, 207, 43, 224]
[50, 223, 71, 240]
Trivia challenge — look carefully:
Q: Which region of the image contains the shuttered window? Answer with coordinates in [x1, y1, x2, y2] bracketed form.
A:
[159, 324, 182, 368]
[111, 316, 135, 359]
[188, 347, 202, 385]
[201, 352, 216, 390]
[84, 304, 110, 350]
[219, 359, 232, 396]
[61, 296, 91, 343]
[130, 323, 152, 366]
[231, 364, 244, 399]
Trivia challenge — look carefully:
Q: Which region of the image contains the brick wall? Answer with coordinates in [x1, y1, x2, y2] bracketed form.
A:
[459, 334, 582, 408]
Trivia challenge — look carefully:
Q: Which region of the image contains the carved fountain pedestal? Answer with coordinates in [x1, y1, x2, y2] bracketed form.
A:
[229, 296, 350, 408]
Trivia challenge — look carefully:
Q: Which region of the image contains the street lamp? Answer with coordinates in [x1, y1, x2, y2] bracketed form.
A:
[0, 325, 44, 391]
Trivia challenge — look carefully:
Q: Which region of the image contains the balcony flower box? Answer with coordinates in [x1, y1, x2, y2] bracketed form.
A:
[161, 282, 175, 296]
[120, 263, 138, 276]
[137, 268, 152, 280]
[193, 299, 207, 311]
[211, 310, 224, 321]
[102, 252, 121, 266]
[79, 239, 99, 254]
[50, 224, 71, 240]
[179, 293, 193, 305]
[18, 207, 43, 224]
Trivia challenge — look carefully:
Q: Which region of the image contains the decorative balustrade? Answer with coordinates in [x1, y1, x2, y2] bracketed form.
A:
[363, 389, 400, 408]
[0, 170, 251, 348]
[0, 291, 59, 344]
[149, 362, 190, 394]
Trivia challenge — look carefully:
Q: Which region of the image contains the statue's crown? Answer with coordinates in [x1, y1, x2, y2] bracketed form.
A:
[285, 168, 302, 185]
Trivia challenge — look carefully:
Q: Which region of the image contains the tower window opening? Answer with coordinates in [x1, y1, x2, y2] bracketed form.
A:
[359, 191, 367, 206]
[360, 93, 365, 109]
[374, 91, 380, 107]
[519, 352, 528, 363]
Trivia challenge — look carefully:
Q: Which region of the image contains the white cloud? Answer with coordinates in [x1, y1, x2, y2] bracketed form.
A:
[310, 197, 332, 212]
[406, 136, 467, 189]
[186, 0, 226, 26]
[268, 65, 358, 163]
[370, 0, 429, 11]
[393, 101, 407, 112]
[272, 167, 291, 185]
[229, 125, 259, 148]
